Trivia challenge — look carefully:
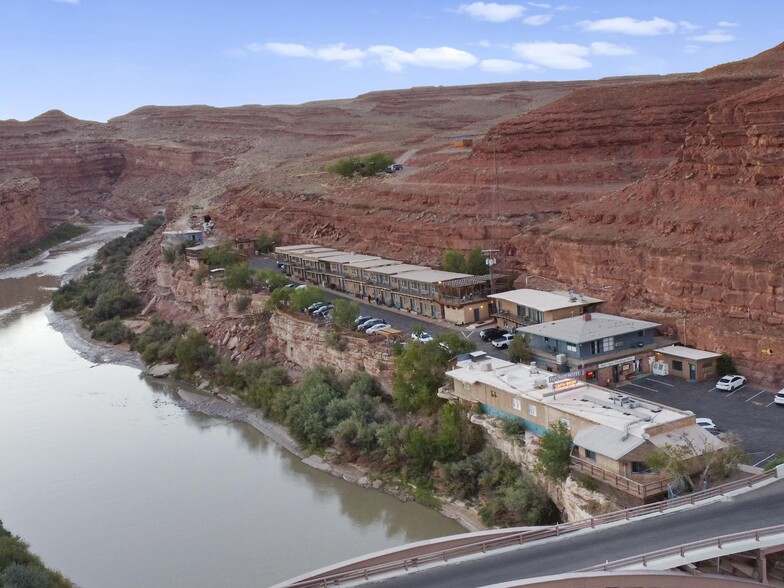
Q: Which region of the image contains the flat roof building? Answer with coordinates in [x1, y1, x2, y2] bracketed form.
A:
[489, 289, 603, 330]
[654, 345, 721, 382]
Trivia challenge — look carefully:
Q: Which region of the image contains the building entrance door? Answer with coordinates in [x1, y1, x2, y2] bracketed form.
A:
[473, 308, 480, 322]
[689, 363, 697, 380]
[612, 365, 619, 383]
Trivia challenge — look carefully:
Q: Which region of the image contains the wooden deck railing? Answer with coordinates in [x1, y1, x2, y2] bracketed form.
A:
[570, 457, 670, 499]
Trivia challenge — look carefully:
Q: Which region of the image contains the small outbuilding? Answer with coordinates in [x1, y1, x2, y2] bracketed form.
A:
[654, 345, 720, 382]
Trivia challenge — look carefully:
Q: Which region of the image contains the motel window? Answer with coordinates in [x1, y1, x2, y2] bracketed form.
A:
[703, 363, 714, 376]
[584, 449, 597, 461]
[672, 360, 683, 371]
[566, 344, 577, 352]
[512, 398, 522, 411]
[490, 390, 497, 397]
[462, 381, 471, 391]
[631, 461, 650, 474]
[601, 337, 614, 352]
[528, 404, 537, 417]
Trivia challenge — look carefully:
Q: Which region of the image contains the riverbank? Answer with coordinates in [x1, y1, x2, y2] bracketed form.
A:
[48, 304, 486, 533]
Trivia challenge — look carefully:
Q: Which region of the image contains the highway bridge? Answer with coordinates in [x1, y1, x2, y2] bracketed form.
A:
[275, 470, 784, 588]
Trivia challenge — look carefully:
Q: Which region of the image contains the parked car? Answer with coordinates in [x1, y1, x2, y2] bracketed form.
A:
[295, 284, 308, 290]
[354, 315, 372, 325]
[491, 333, 516, 349]
[358, 318, 385, 332]
[716, 374, 746, 391]
[366, 323, 391, 335]
[438, 342, 452, 354]
[411, 331, 434, 343]
[480, 327, 508, 342]
[774, 389, 784, 406]
[313, 304, 335, 317]
[307, 302, 326, 313]
[696, 417, 716, 429]
[391, 163, 403, 171]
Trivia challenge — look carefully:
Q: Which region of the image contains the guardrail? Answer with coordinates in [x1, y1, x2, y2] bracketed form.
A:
[280, 469, 777, 587]
[585, 523, 784, 571]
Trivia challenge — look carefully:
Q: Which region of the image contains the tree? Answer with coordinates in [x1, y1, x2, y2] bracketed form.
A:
[175, 330, 218, 374]
[534, 420, 573, 482]
[326, 152, 394, 177]
[465, 246, 487, 276]
[256, 230, 281, 253]
[716, 353, 737, 377]
[288, 286, 323, 312]
[646, 431, 745, 491]
[508, 333, 532, 364]
[440, 249, 466, 273]
[255, 269, 288, 290]
[331, 299, 360, 330]
[223, 264, 252, 292]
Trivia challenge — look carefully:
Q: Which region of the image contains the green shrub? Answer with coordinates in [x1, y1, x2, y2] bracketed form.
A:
[204, 243, 244, 268]
[326, 152, 394, 177]
[175, 330, 219, 374]
[193, 265, 208, 285]
[534, 421, 574, 482]
[502, 419, 525, 437]
[4, 222, 88, 265]
[234, 295, 252, 313]
[224, 264, 252, 292]
[717, 353, 737, 377]
[256, 230, 281, 253]
[91, 318, 134, 344]
[324, 330, 347, 351]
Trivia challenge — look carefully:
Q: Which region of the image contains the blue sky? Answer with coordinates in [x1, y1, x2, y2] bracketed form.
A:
[1, 1, 781, 122]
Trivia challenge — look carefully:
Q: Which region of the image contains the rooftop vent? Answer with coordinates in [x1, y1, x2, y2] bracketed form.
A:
[583, 313, 592, 321]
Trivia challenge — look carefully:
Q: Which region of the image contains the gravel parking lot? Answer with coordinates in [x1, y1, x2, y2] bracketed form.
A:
[615, 374, 784, 467]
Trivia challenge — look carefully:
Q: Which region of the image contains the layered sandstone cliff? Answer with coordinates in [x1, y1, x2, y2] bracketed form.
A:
[0, 176, 43, 249]
[4, 43, 784, 383]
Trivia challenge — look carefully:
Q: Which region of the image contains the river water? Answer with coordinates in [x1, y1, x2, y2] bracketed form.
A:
[0, 227, 463, 587]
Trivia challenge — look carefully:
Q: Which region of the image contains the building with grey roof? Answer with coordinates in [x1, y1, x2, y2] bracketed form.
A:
[516, 312, 662, 385]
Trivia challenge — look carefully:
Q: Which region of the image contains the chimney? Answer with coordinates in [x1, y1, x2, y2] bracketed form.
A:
[583, 313, 592, 321]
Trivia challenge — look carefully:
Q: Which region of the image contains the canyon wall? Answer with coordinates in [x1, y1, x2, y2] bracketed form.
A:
[0, 177, 43, 249]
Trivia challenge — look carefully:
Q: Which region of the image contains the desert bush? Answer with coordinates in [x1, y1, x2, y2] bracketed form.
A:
[91, 318, 134, 344]
[234, 295, 251, 313]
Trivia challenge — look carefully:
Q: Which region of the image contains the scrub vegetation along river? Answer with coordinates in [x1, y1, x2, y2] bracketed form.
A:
[53, 217, 562, 531]
[0, 520, 72, 588]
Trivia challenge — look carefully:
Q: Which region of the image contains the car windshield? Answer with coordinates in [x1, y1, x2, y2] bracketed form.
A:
[719, 376, 732, 382]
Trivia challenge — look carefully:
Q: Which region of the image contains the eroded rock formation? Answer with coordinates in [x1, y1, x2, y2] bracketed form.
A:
[3, 42, 784, 381]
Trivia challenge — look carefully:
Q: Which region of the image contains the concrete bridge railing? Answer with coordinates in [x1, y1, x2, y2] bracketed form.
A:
[276, 469, 778, 588]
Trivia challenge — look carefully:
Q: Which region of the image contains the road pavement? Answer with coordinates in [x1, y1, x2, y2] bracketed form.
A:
[371, 479, 784, 587]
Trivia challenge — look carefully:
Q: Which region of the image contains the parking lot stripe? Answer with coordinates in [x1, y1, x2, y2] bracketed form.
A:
[766, 400, 777, 408]
[746, 390, 765, 403]
[753, 453, 778, 467]
[707, 386, 717, 392]
[726, 387, 741, 397]
[624, 382, 659, 393]
[646, 378, 674, 387]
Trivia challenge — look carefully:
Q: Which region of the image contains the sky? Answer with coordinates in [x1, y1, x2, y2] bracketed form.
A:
[1, 1, 781, 122]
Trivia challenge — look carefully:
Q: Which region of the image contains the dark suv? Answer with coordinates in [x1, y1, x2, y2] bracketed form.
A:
[479, 327, 508, 342]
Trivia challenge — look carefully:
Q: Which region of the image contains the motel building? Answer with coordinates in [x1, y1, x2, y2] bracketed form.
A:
[274, 244, 501, 324]
[516, 312, 663, 385]
[444, 352, 723, 502]
[489, 289, 604, 330]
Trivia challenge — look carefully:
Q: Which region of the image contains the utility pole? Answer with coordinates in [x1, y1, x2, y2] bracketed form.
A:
[482, 249, 500, 294]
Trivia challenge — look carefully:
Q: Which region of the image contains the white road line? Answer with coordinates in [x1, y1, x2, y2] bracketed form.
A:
[725, 387, 741, 397]
[753, 454, 778, 467]
[746, 390, 765, 403]
[766, 400, 777, 408]
[707, 387, 717, 392]
[625, 382, 658, 393]
[646, 378, 674, 387]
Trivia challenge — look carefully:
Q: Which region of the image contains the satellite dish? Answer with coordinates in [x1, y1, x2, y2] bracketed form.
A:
[642, 433, 651, 441]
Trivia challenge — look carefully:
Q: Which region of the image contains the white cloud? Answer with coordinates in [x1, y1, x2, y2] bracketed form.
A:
[688, 30, 735, 43]
[369, 45, 479, 71]
[251, 42, 365, 65]
[513, 41, 591, 69]
[578, 16, 677, 36]
[677, 20, 700, 31]
[523, 14, 552, 25]
[529, 2, 550, 7]
[718, 21, 738, 27]
[590, 41, 636, 56]
[480, 58, 537, 73]
[54, 0, 79, 4]
[457, 2, 525, 22]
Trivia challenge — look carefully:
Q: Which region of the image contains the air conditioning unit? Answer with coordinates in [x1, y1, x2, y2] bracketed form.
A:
[529, 361, 539, 374]
[481, 362, 493, 371]
[534, 377, 548, 389]
[555, 353, 566, 364]
[652, 361, 669, 376]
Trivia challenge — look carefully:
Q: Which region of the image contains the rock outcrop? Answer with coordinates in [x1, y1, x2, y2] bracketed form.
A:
[0, 176, 43, 249]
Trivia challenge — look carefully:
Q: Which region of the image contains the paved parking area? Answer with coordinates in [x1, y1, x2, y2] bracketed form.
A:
[616, 375, 784, 467]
